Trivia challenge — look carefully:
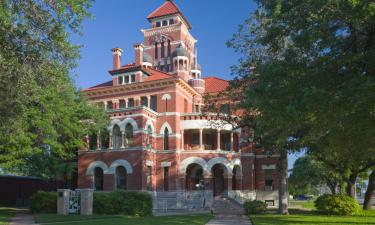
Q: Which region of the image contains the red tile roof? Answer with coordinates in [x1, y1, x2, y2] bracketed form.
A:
[85, 67, 175, 91]
[143, 67, 176, 82]
[147, 1, 192, 29]
[204, 76, 229, 93]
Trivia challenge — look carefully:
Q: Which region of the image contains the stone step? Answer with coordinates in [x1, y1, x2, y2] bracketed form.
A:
[212, 197, 245, 215]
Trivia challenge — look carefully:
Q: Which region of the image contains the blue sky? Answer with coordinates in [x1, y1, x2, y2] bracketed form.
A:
[71, 0, 301, 169]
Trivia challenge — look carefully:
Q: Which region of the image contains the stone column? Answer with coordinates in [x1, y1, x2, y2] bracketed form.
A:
[96, 132, 101, 150]
[230, 132, 234, 151]
[203, 173, 212, 191]
[57, 189, 70, 215]
[216, 129, 221, 150]
[181, 130, 184, 150]
[227, 173, 233, 193]
[109, 132, 113, 149]
[199, 129, 203, 150]
[79, 189, 93, 215]
[121, 131, 125, 149]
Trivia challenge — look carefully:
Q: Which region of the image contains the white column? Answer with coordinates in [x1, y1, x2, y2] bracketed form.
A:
[199, 129, 203, 150]
[216, 129, 221, 151]
[121, 131, 125, 149]
[181, 130, 184, 150]
[109, 132, 113, 149]
[96, 132, 101, 150]
[230, 132, 234, 151]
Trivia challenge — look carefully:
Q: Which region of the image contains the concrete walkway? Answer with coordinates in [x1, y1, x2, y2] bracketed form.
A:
[9, 210, 37, 225]
[206, 215, 252, 225]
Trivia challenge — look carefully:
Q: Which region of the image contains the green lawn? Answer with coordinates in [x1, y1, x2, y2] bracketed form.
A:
[251, 209, 375, 225]
[0, 208, 14, 225]
[35, 214, 213, 225]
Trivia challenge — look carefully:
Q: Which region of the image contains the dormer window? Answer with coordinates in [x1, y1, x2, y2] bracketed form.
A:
[162, 20, 168, 26]
[118, 74, 136, 85]
[169, 19, 174, 25]
[156, 21, 161, 27]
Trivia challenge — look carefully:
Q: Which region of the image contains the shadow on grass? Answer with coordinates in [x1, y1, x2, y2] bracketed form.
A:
[0, 208, 16, 225]
[35, 214, 213, 225]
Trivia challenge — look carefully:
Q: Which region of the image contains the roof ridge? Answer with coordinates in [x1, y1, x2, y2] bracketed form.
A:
[147, 1, 179, 19]
[143, 67, 176, 77]
[204, 76, 228, 82]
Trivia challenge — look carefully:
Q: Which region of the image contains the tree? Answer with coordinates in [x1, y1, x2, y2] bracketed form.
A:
[0, 0, 107, 179]
[227, 0, 375, 212]
[289, 155, 342, 196]
[363, 169, 375, 210]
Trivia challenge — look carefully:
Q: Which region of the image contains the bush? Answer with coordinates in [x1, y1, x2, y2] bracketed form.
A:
[243, 200, 267, 214]
[30, 191, 57, 213]
[93, 191, 152, 216]
[315, 194, 361, 216]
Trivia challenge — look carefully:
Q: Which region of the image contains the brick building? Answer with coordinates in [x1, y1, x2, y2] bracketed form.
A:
[78, 0, 281, 208]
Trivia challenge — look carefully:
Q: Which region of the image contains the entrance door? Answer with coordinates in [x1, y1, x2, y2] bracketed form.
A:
[212, 164, 225, 196]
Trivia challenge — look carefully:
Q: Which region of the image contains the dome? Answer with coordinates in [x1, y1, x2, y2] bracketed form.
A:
[143, 53, 152, 63]
[192, 63, 201, 71]
[172, 44, 188, 57]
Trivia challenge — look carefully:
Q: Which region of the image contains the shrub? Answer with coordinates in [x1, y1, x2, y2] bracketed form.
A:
[243, 200, 267, 214]
[315, 194, 361, 216]
[30, 191, 57, 213]
[93, 191, 152, 216]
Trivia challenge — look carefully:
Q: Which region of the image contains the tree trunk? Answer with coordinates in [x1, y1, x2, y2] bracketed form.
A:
[278, 149, 289, 214]
[327, 181, 337, 195]
[363, 170, 375, 210]
[346, 173, 357, 198]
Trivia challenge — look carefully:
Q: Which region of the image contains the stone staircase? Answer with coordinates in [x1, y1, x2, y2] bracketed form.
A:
[212, 196, 245, 215]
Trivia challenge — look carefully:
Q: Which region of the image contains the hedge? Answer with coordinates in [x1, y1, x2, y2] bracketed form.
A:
[93, 191, 152, 216]
[315, 194, 361, 216]
[30, 191, 57, 213]
[243, 200, 267, 214]
[30, 190, 152, 216]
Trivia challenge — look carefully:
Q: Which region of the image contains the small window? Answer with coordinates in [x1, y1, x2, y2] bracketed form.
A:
[128, 98, 134, 108]
[116, 166, 127, 190]
[94, 167, 104, 191]
[118, 76, 123, 84]
[156, 21, 161, 27]
[119, 100, 126, 109]
[163, 166, 169, 191]
[169, 19, 174, 25]
[162, 20, 168, 26]
[131, 74, 136, 83]
[147, 166, 152, 191]
[107, 101, 113, 110]
[195, 105, 200, 112]
[125, 76, 130, 84]
[150, 95, 157, 111]
[220, 104, 230, 114]
[264, 169, 274, 191]
[141, 96, 148, 107]
[164, 127, 169, 150]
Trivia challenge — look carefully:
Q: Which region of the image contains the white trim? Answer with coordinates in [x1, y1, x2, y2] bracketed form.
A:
[181, 120, 233, 131]
[146, 160, 153, 166]
[180, 157, 207, 174]
[86, 161, 108, 176]
[206, 157, 232, 174]
[159, 112, 180, 116]
[160, 122, 173, 134]
[119, 117, 139, 131]
[161, 162, 171, 167]
[144, 119, 155, 132]
[262, 164, 276, 170]
[108, 159, 133, 174]
[256, 155, 281, 158]
[162, 93, 171, 100]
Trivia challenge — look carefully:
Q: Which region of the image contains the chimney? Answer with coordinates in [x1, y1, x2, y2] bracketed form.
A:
[134, 43, 144, 66]
[111, 47, 123, 69]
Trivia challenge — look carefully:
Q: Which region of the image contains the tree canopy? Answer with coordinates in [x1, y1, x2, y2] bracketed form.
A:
[227, 0, 375, 211]
[0, 0, 107, 179]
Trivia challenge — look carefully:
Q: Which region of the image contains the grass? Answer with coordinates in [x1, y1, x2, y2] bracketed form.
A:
[35, 213, 213, 225]
[0, 208, 15, 225]
[251, 209, 375, 225]
[289, 200, 316, 210]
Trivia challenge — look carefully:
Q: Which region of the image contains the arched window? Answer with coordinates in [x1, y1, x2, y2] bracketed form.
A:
[147, 125, 153, 149]
[164, 127, 169, 150]
[154, 43, 158, 59]
[161, 41, 165, 58]
[125, 124, 133, 147]
[89, 133, 97, 150]
[94, 167, 103, 191]
[112, 125, 121, 149]
[116, 166, 127, 190]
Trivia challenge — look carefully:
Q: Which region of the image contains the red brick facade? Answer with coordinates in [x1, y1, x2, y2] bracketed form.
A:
[78, 1, 281, 201]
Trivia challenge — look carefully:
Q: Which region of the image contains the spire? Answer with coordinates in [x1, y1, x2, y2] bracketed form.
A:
[147, 0, 192, 29]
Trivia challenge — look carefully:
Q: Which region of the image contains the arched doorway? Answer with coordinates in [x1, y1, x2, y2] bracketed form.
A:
[186, 164, 204, 190]
[212, 164, 226, 196]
